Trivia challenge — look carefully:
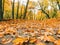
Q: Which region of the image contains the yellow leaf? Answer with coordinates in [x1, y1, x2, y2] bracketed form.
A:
[13, 37, 25, 45]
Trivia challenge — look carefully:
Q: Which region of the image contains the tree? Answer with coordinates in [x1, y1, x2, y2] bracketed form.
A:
[3, 0, 5, 17]
[50, 0, 60, 10]
[16, 0, 20, 19]
[56, 0, 60, 10]
[38, 0, 50, 19]
[27, 10, 33, 20]
[23, 0, 29, 19]
[19, 7, 22, 19]
[0, 0, 3, 20]
[49, 0, 59, 18]
[12, 0, 15, 19]
[4, 0, 12, 19]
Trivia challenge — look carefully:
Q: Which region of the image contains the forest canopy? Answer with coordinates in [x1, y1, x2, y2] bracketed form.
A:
[0, 0, 60, 20]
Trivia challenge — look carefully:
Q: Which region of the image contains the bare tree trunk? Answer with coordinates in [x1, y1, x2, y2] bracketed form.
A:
[0, 0, 3, 20]
[20, 7, 22, 19]
[16, 0, 20, 19]
[23, 0, 29, 19]
[12, 0, 15, 19]
[3, 0, 5, 18]
[41, 9, 50, 18]
[38, 1, 50, 19]
[56, 0, 60, 10]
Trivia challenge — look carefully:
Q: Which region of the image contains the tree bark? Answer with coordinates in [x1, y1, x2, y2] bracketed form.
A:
[41, 9, 50, 18]
[3, 0, 5, 17]
[12, 0, 15, 19]
[16, 0, 20, 19]
[56, 0, 60, 10]
[0, 0, 3, 20]
[20, 7, 22, 19]
[23, 0, 29, 19]
[38, 1, 50, 19]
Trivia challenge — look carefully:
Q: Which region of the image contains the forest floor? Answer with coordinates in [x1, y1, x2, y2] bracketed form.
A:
[0, 19, 60, 45]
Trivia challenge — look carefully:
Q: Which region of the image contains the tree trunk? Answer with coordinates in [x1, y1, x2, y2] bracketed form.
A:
[0, 0, 3, 20]
[20, 7, 22, 19]
[41, 9, 50, 19]
[38, 2, 50, 19]
[3, 0, 5, 18]
[23, 0, 29, 19]
[16, 0, 20, 19]
[56, 1, 60, 10]
[12, 0, 15, 19]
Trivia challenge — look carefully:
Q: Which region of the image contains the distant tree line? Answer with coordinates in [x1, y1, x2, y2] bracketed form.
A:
[0, 0, 60, 20]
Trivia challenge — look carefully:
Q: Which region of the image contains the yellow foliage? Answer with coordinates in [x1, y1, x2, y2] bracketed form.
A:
[12, 37, 26, 45]
[57, 11, 60, 18]
[4, 0, 12, 11]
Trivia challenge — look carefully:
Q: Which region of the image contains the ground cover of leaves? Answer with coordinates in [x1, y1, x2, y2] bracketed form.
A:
[0, 19, 60, 45]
